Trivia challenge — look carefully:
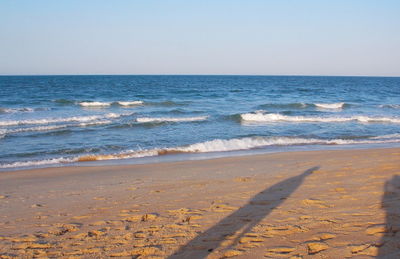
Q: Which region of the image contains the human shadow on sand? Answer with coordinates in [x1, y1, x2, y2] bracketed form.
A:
[168, 166, 319, 259]
[378, 175, 400, 258]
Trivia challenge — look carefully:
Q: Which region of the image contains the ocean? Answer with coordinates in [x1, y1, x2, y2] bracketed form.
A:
[0, 75, 399, 170]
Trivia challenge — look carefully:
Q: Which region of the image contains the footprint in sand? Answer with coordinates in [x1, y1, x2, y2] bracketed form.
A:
[301, 199, 332, 208]
[264, 247, 296, 258]
[307, 242, 329, 254]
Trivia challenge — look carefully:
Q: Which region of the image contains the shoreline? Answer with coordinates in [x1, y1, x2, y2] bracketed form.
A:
[2, 142, 400, 173]
[1, 147, 400, 258]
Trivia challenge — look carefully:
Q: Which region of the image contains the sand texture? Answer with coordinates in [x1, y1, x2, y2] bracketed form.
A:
[0, 148, 399, 258]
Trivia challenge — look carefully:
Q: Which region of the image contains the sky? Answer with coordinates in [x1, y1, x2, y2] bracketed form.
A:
[1, 0, 400, 76]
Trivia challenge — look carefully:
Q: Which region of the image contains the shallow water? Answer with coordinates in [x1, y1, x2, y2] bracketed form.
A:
[0, 75, 399, 169]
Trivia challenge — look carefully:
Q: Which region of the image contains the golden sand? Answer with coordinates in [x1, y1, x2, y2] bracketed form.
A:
[0, 148, 399, 258]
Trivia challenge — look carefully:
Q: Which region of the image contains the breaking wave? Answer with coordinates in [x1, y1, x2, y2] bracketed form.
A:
[79, 101, 143, 107]
[0, 157, 75, 169]
[240, 111, 400, 124]
[116, 101, 144, 106]
[314, 102, 345, 109]
[257, 102, 348, 110]
[2, 134, 399, 169]
[79, 101, 112, 107]
[1, 121, 112, 136]
[136, 116, 208, 123]
[54, 99, 189, 108]
[0, 113, 129, 127]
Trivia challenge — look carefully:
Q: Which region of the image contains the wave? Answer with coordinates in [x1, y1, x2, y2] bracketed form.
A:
[240, 111, 400, 124]
[2, 134, 400, 168]
[0, 113, 127, 127]
[0, 157, 75, 169]
[0, 129, 5, 139]
[79, 101, 144, 107]
[79, 101, 112, 107]
[379, 104, 400, 109]
[53, 99, 75, 105]
[116, 101, 143, 106]
[136, 116, 208, 123]
[0, 107, 37, 114]
[314, 102, 345, 109]
[370, 133, 400, 139]
[1, 120, 112, 136]
[258, 103, 308, 109]
[257, 102, 348, 110]
[3, 125, 68, 134]
[55, 99, 187, 108]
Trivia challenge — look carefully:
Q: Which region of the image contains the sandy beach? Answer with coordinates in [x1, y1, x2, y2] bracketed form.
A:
[0, 147, 399, 258]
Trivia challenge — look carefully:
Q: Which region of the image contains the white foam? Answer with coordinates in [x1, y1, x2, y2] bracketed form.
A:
[136, 116, 208, 123]
[78, 101, 144, 107]
[175, 136, 400, 153]
[176, 137, 313, 152]
[0, 113, 124, 126]
[240, 112, 400, 124]
[117, 101, 143, 106]
[370, 133, 400, 139]
[379, 104, 400, 109]
[4, 125, 68, 134]
[314, 102, 345, 109]
[78, 120, 112, 127]
[0, 129, 5, 139]
[0, 157, 76, 169]
[2, 121, 112, 135]
[0, 107, 35, 113]
[79, 101, 112, 107]
[3, 134, 400, 168]
[77, 135, 400, 162]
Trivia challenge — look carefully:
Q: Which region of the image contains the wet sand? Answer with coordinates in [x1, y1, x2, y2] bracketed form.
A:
[0, 148, 399, 258]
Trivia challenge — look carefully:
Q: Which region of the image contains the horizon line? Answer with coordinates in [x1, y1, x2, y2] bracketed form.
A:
[0, 73, 399, 78]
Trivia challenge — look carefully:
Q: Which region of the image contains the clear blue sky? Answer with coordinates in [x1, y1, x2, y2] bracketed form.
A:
[1, 0, 399, 76]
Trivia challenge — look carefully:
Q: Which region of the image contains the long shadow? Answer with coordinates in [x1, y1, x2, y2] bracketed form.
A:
[168, 166, 319, 259]
[378, 175, 400, 258]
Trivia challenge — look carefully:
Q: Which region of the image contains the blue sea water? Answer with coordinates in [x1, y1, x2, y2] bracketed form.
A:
[0, 75, 399, 170]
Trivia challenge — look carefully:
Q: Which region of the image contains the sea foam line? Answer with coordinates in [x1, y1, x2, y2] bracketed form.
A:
[116, 101, 144, 106]
[70, 135, 400, 161]
[136, 116, 208, 123]
[258, 102, 347, 110]
[79, 101, 112, 107]
[0, 157, 75, 169]
[2, 134, 400, 168]
[79, 101, 143, 107]
[1, 120, 112, 135]
[0, 113, 128, 127]
[314, 102, 345, 109]
[240, 112, 400, 124]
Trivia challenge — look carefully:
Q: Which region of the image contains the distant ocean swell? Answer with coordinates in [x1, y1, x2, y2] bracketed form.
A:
[0, 115, 208, 138]
[2, 111, 400, 140]
[240, 111, 400, 124]
[1, 101, 398, 116]
[1, 134, 399, 169]
[0, 113, 132, 127]
[257, 102, 348, 110]
[52, 99, 189, 107]
[0, 121, 112, 136]
[0, 107, 49, 114]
